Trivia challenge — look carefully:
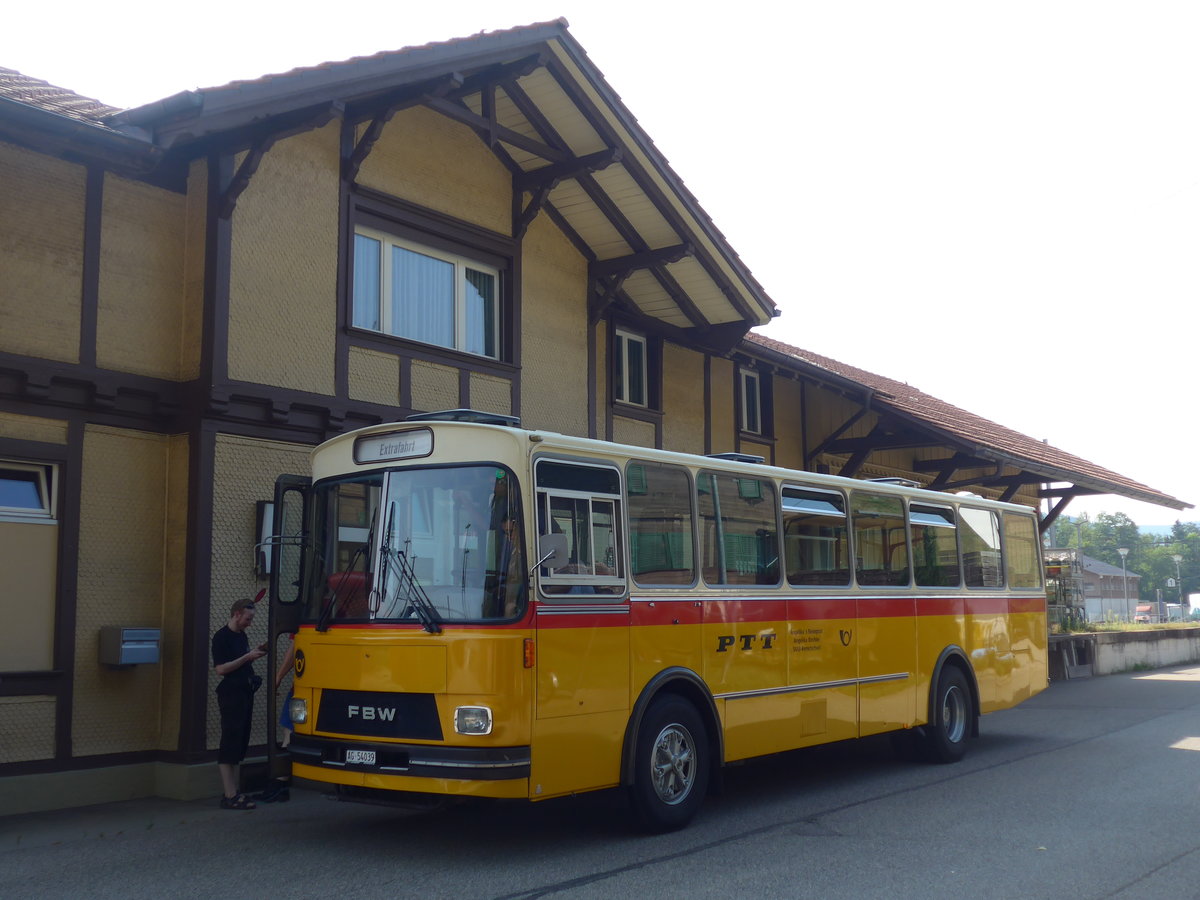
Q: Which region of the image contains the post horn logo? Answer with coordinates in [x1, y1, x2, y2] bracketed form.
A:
[294, 649, 305, 678]
[839, 629, 852, 647]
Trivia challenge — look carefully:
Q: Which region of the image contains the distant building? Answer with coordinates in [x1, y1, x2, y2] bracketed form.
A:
[1046, 548, 1141, 621]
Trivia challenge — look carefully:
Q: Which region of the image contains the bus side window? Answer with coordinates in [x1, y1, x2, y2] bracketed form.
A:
[959, 506, 1003, 588]
[1003, 513, 1043, 588]
[535, 460, 625, 598]
[627, 462, 696, 586]
[698, 471, 780, 586]
[782, 486, 849, 586]
[851, 492, 909, 587]
[910, 503, 960, 587]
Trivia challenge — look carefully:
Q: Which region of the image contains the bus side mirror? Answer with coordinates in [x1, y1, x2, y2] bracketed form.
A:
[536, 533, 568, 570]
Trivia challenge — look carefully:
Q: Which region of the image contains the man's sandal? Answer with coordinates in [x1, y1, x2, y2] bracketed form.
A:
[220, 793, 256, 810]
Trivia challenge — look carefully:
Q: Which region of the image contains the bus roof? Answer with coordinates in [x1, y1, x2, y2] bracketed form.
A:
[314, 415, 1038, 514]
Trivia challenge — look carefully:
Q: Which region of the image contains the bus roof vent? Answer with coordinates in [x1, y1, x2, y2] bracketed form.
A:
[706, 452, 766, 465]
[866, 477, 922, 488]
[404, 409, 521, 428]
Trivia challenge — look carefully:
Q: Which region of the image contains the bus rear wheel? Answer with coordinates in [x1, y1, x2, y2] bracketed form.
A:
[926, 665, 973, 764]
[630, 696, 708, 832]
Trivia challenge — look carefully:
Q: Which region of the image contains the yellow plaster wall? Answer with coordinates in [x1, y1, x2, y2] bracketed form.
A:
[0, 411, 69, 444]
[470, 372, 512, 416]
[411, 359, 459, 412]
[348, 346, 402, 407]
[74, 426, 180, 756]
[229, 124, 340, 395]
[661, 342, 705, 455]
[708, 357, 736, 454]
[97, 174, 187, 379]
[773, 377, 805, 471]
[208, 435, 312, 751]
[357, 106, 512, 236]
[0, 141, 83, 362]
[520, 214, 588, 435]
[0, 521, 57, 670]
[0, 697, 56, 764]
[613, 416, 656, 449]
[741, 439, 773, 463]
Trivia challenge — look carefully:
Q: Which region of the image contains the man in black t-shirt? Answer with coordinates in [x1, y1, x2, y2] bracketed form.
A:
[212, 597, 266, 809]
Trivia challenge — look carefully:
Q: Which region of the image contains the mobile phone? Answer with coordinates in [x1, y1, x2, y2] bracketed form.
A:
[258, 643, 268, 652]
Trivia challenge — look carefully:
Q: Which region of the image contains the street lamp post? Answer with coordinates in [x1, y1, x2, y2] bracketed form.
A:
[1118, 547, 1130, 621]
[1173, 554, 1183, 622]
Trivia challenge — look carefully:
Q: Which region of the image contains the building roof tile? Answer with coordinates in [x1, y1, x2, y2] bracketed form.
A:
[747, 331, 1188, 510]
[0, 66, 121, 123]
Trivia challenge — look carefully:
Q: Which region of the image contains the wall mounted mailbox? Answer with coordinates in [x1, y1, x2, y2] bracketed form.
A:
[99, 627, 161, 666]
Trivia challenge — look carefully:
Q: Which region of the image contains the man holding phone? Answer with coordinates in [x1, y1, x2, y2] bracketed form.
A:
[212, 596, 267, 809]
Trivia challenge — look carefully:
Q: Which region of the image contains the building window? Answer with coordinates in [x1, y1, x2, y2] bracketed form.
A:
[739, 368, 763, 434]
[613, 329, 649, 407]
[352, 227, 500, 359]
[0, 462, 54, 521]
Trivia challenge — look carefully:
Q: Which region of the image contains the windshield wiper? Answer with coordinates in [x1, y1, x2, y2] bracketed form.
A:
[380, 502, 441, 634]
[316, 506, 377, 633]
[316, 546, 364, 632]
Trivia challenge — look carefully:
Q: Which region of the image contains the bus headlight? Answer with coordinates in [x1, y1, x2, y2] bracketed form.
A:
[289, 697, 308, 724]
[454, 706, 492, 735]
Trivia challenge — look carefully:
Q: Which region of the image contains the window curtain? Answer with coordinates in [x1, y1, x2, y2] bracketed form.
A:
[392, 246, 454, 349]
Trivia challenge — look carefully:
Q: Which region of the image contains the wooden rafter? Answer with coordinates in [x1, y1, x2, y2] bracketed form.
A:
[517, 148, 623, 194]
[589, 245, 692, 281]
[543, 56, 761, 324]
[823, 429, 940, 455]
[807, 407, 870, 468]
[343, 74, 464, 183]
[446, 53, 547, 103]
[505, 76, 713, 331]
[837, 423, 887, 479]
[588, 273, 631, 324]
[425, 96, 567, 162]
[917, 451, 994, 490]
[216, 103, 343, 218]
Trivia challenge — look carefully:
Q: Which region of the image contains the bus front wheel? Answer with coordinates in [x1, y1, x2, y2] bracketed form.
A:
[926, 665, 973, 764]
[629, 696, 709, 832]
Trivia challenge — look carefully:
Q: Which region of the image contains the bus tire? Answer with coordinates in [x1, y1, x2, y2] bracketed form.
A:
[629, 696, 709, 832]
[926, 665, 972, 764]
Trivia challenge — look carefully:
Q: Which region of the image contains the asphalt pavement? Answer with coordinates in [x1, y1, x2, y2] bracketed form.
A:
[3, 663, 1199, 900]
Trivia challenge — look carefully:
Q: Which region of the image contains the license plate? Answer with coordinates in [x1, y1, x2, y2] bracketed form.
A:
[345, 750, 376, 765]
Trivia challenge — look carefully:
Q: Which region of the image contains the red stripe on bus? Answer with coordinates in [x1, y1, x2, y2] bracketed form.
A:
[1009, 596, 1047, 614]
[789, 597, 857, 620]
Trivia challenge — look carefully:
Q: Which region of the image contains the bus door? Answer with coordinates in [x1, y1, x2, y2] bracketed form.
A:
[529, 459, 630, 799]
[851, 492, 918, 736]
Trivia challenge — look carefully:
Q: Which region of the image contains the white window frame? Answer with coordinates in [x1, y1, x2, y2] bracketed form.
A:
[0, 461, 56, 523]
[353, 226, 501, 359]
[614, 328, 648, 408]
[739, 367, 762, 434]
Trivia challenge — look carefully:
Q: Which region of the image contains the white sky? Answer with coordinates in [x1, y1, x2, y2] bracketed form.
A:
[7, 1, 1198, 525]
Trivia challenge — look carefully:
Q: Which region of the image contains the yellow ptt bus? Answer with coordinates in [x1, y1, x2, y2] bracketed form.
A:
[269, 410, 1047, 831]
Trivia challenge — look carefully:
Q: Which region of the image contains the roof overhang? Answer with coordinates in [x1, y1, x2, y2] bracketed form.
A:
[745, 333, 1191, 516]
[109, 20, 777, 335]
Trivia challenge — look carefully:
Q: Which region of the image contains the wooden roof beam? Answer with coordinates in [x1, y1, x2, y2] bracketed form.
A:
[344, 74, 463, 182]
[425, 96, 568, 162]
[824, 431, 941, 454]
[589, 244, 692, 281]
[518, 148, 623, 194]
[447, 53, 548, 101]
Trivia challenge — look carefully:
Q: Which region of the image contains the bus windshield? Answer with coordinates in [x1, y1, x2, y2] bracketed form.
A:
[305, 465, 524, 625]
